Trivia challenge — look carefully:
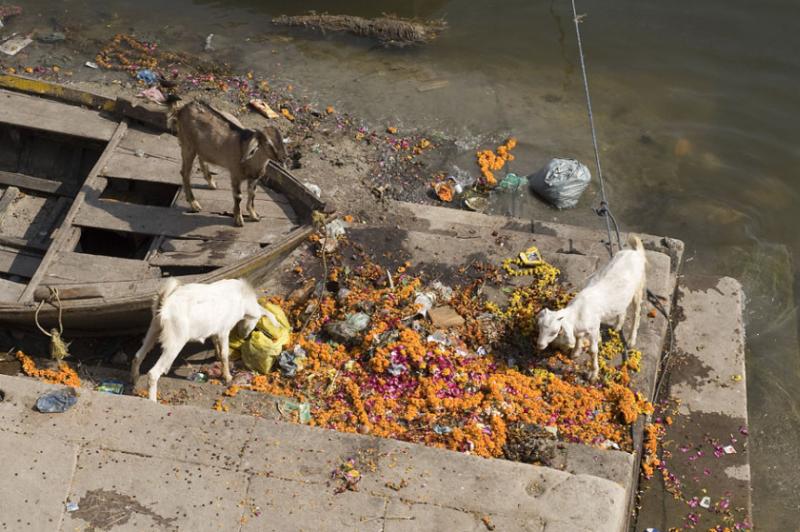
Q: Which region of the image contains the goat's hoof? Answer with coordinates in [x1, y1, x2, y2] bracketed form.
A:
[190, 200, 203, 212]
[249, 212, 261, 222]
[588, 372, 599, 383]
[208, 179, 218, 190]
[234, 215, 245, 227]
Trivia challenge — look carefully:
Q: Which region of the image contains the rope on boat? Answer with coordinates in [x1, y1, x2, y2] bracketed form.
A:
[34, 287, 71, 362]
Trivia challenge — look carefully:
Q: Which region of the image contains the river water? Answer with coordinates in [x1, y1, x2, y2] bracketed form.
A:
[13, 0, 800, 527]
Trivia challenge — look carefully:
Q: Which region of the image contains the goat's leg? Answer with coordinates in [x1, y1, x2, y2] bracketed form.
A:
[147, 341, 182, 402]
[614, 313, 626, 331]
[571, 335, 583, 358]
[216, 334, 233, 384]
[181, 146, 202, 212]
[246, 179, 260, 221]
[198, 159, 217, 190]
[629, 281, 644, 347]
[589, 328, 601, 382]
[231, 178, 244, 227]
[130, 319, 160, 384]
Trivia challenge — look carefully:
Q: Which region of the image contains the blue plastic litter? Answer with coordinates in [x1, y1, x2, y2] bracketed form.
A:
[35, 388, 78, 413]
[135, 69, 158, 85]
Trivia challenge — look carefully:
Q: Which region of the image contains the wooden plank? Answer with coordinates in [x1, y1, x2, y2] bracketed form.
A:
[0, 277, 24, 300]
[0, 247, 40, 277]
[0, 88, 117, 141]
[33, 284, 102, 301]
[267, 161, 329, 217]
[29, 197, 71, 246]
[43, 251, 161, 285]
[19, 121, 129, 302]
[62, 227, 82, 253]
[118, 127, 181, 160]
[0, 74, 117, 113]
[115, 97, 170, 132]
[100, 150, 182, 184]
[174, 189, 298, 221]
[32, 275, 200, 302]
[74, 198, 295, 243]
[150, 238, 257, 267]
[0, 235, 48, 253]
[0, 171, 76, 197]
[0, 186, 20, 222]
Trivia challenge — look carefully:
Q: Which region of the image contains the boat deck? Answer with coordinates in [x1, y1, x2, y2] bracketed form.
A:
[0, 88, 303, 305]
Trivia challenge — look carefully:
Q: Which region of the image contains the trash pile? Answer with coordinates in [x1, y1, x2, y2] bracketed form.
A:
[431, 135, 594, 212]
[433, 138, 518, 208]
[218, 235, 652, 460]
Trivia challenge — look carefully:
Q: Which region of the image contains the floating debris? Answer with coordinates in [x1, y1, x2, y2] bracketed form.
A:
[0, 35, 32, 56]
[272, 13, 447, 47]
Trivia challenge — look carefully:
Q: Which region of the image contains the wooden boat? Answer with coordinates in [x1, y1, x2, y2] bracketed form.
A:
[0, 75, 329, 335]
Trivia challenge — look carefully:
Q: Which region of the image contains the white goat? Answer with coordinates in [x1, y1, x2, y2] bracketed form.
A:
[130, 278, 279, 402]
[536, 235, 646, 381]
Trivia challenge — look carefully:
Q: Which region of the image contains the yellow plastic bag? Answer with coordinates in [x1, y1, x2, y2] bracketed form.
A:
[241, 330, 284, 374]
[228, 328, 246, 361]
[241, 300, 292, 374]
[257, 300, 291, 332]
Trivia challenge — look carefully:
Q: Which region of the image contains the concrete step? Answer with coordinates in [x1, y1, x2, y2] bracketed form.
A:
[392, 200, 685, 276]
[635, 276, 753, 530]
[0, 373, 629, 532]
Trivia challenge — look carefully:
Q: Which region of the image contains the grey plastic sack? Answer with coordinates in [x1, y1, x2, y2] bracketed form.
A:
[528, 158, 591, 209]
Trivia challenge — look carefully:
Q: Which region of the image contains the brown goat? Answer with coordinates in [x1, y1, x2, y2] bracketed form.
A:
[170, 100, 287, 226]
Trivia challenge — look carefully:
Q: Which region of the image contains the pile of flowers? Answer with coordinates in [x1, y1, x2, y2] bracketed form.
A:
[476, 137, 517, 187]
[225, 240, 653, 460]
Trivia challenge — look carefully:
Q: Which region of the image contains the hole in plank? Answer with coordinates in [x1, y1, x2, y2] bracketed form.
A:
[0, 124, 104, 197]
[159, 265, 217, 277]
[75, 228, 154, 260]
[100, 177, 179, 207]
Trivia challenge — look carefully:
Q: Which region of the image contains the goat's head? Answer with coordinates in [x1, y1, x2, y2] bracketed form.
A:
[536, 308, 566, 351]
[240, 126, 289, 174]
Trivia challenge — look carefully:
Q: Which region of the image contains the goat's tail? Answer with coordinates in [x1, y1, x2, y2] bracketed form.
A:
[153, 277, 181, 314]
[627, 234, 644, 256]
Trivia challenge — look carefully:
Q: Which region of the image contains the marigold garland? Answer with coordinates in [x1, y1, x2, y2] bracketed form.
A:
[15, 350, 81, 387]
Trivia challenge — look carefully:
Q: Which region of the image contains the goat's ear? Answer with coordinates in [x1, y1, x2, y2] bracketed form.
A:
[262, 126, 287, 160]
[241, 132, 259, 163]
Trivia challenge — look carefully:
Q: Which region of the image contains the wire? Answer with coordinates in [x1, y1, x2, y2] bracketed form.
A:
[569, 0, 620, 256]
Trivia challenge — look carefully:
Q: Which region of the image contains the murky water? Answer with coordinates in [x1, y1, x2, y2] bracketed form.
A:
[10, 0, 800, 527]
